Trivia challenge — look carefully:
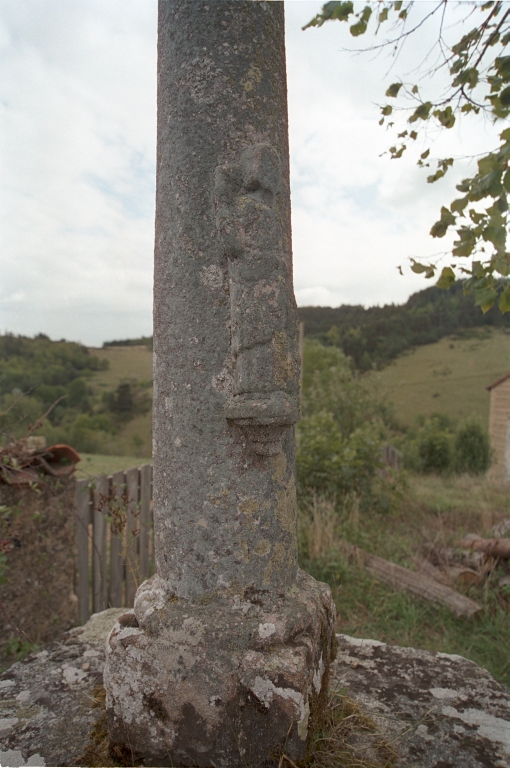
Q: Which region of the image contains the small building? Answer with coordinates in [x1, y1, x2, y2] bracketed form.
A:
[487, 372, 510, 482]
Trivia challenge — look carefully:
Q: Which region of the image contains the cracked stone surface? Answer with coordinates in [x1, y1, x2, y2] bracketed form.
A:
[0, 608, 124, 768]
[0, 612, 508, 767]
[333, 634, 510, 768]
[105, 570, 335, 767]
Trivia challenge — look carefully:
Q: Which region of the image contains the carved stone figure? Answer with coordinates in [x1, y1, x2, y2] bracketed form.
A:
[104, 3, 336, 765]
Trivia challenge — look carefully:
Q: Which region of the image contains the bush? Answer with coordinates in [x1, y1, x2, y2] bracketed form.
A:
[297, 340, 388, 498]
[453, 419, 492, 475]
[417, 419, 453, 474]
[401, 416, 453, 474]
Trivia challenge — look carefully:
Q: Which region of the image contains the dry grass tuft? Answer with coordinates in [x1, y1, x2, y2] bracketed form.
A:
[300, 495, 340, 560]
[299, 689, 399, 768]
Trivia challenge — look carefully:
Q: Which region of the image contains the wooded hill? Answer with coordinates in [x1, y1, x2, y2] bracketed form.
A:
[298, 282, 510, 370]
[103, 283, 510, 371]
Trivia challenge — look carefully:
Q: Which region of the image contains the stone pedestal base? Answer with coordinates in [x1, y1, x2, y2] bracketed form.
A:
[104, 569, 336, 767]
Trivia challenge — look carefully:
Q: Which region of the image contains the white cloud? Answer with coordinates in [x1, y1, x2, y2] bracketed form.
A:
[0, 1, 499, 344]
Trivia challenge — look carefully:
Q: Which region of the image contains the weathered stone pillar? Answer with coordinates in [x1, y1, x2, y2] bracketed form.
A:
[104, 2, 336, 765]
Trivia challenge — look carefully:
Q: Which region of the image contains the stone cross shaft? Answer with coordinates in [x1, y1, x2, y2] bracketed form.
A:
[104, 3, 336, 766]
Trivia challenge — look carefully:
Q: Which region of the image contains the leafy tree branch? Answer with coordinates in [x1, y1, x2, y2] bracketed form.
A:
[304, 1, 510, 312]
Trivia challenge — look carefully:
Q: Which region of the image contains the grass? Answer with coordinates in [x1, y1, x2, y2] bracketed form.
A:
[298, 474, 510, 688]
[368, 326, 510, 426]
[83, 345, 153, 458]
[76, 453, 149, 479]
[87, 345, 153, 392]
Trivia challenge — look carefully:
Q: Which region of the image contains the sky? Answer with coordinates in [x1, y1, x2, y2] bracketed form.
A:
[0, 1, 500, 347]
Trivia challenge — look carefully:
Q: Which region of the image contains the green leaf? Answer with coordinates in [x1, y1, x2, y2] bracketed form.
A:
[378, 7, 388, 23]
[433, 106, 455, 129]
[430, 221, 449, 238]
[412, 85, 419, 95]
[386, 82, 403, 98]
[494, 56, 510, 77]
[436, 267, 456, 290]
[451, 197, 469, 213]
[453, 67, 479, 90]
[475, 286, 497, 313]
[409, 102, 432, 123]
[457, 179, 471, 193]
[410, 130, 418, 140]
[452, 227, 476, 257]
[421, 149, 430, 160]
[427, 169, 446, 184]
[394, 1, 403, 10]
[410, 259, 431, 274]
[429, 207, 457, 235]
[500, 85, 510, 107]
[360, 5, 372, 23]
[350, 19, 367, 36]
[499, 286, 510, 313]
[390, 144, 406, 159]
[381, 105, 393, 116]
[302, 1, 354, 29]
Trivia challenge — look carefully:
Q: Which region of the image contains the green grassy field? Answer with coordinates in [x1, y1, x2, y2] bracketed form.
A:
[368, 326, 510, 426]
[76, 452, 149, 479]
[299, 473, 510, 688]
[88, 345, 153, 390]
[86, 345, 153, 457]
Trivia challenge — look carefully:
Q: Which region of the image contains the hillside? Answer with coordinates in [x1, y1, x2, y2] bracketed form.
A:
[107, 283, 510, 372]
[369, 326, 510, 426]
[298, 282, 510, 370]
[86, 345, 153, 457]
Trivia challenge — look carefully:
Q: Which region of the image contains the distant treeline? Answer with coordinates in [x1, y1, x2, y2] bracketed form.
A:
[103, 336, 153, 350]
[99, 283, 510, 371]
[298, 282, 510, 370]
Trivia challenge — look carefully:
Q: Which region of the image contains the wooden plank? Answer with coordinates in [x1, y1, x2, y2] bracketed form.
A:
[342, 541, 482, 619]
[457, 536, 510, 559]
[125, 467, 140, 607]
[109, 470, 126, 607]
[92, 475, 108, 613]
[75, 478, 92, 625]
[139, 464, 151, 582]
[149, 464, 155, 576]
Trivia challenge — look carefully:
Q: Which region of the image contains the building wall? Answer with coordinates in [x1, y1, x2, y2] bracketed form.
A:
[488, 377, 510, 481]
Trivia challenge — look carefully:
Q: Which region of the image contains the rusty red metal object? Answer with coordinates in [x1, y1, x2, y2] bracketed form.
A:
[0, 443, 81, 485]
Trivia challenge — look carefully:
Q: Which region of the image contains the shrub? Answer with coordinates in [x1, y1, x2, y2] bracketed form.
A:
[401, 416, 454, 474]
[417, 419, 453, 474]
[453, 419, 492, 475]
[297, 340, 388, 498]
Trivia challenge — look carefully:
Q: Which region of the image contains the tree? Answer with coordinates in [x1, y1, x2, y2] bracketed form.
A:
[304, 1, 510, 313]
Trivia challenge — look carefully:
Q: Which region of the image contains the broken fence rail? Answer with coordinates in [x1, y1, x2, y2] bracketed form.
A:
[75, 464, 153, 625]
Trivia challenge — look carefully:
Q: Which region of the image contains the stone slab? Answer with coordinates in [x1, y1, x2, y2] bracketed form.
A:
[0, 613, 508, 767]
[0, 609, 125, 768]
[333, 634, 510, 768]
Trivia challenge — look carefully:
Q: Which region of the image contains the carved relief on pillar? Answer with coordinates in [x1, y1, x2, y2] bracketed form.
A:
[215, 144, 300, 456]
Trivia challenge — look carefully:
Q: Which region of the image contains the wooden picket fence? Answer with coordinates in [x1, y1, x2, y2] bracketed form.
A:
[75, 464, 153, 625]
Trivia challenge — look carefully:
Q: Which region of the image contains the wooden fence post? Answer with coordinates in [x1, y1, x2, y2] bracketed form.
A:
[109, 470, 125, 608]
[139, 464, 152, 582]
[125, 467, 140, 607]
[75, 463, 153, 621]
[76, 478, 91, 624]
[92, 475, 108, 613]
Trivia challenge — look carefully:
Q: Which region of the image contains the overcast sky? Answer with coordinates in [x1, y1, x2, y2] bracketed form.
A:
[0, 1, 499, 346]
